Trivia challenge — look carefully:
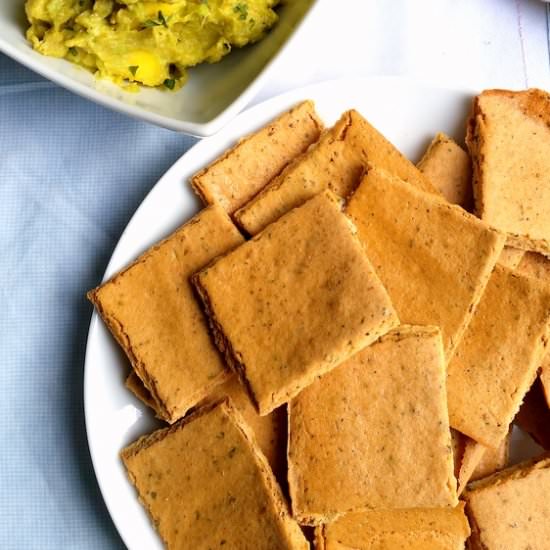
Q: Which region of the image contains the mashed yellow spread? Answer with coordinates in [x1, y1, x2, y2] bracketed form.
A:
[26, 0, 280, 90]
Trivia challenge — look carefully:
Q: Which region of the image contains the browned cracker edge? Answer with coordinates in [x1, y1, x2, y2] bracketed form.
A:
[122, 398, 299, 548]
[465, 95, 486, 220]
[86, 209, 238, 422]
[121, 399, 223, 463]
[190, 100, 324, 207]
[87, 286, 172, 421]
[232, 111, 355, 234]
[505, 233, 550, 259]
[89, 282, 231, 423]
[191, 272, 261, 414]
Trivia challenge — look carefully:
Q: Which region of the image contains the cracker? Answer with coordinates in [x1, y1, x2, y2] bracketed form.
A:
[121, 400, 308, 550]
[315, 505, 470, 550]
[466, 88, 550, 256]
[88, 205, 244, 423]
[447, 265, 550, 447]
[126, 372, 287, 477]
[456, 433, 511, 495]
[235, 109, 437, 235]
[193, 190, 399, 415]
[288, 326, 457, 524]
[463, 455, 550, 550]
[515, 378, 550, 450]
[346, 164, 505, 360]
[417, 132, 473, 208]
[204, 376, 287, 479]
[516, 251, 550, 407]
[498, 246, 525, 269]
[191, 100, 323, 214]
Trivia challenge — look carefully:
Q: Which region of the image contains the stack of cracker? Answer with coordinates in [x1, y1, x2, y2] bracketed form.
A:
[89, 91, 550, 549]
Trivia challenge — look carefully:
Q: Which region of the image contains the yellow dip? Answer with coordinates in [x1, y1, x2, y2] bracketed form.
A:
[25, 0, 280, 90]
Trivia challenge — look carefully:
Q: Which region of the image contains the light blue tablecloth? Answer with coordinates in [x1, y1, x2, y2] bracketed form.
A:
[0, 53, 197, 549]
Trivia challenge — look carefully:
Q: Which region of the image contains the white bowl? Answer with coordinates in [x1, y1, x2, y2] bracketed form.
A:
[0, 0, 320, 136]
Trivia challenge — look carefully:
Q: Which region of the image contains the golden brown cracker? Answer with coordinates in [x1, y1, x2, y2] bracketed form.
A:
[463, 455, 550, 550]
[417, 132, 473, 209]
[122, 400, 308, 550]
[315, 504, 470, 550]
[467, 88, 550, 256]
[193, 190, 399, 416]
[88, 205, 244, 423]
[447, 265, 550, 447]
[233, 111, 368, 235]
[235, 109, 437, 235]
[346, 164, 505, 360]
[191, 100, 323, 214]
[288, 326, 457, 525]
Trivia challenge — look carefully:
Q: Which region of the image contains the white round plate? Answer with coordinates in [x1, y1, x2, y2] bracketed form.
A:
[84, 77, 543, 550]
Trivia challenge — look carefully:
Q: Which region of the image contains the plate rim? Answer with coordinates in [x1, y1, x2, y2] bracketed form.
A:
[83, 76, 479, 549]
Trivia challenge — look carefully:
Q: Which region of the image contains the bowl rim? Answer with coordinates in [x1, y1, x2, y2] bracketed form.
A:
[0, 0, 321, 136]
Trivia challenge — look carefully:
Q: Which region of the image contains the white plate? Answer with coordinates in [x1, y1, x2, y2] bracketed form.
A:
[0, 0, 320, 136]
[84, 78, 544, 550]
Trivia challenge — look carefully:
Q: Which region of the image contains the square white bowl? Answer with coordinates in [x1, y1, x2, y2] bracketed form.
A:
[0, 0, 319, 136]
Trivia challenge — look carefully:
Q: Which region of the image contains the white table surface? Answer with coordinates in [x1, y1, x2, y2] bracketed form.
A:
[257, 0, 550, 104]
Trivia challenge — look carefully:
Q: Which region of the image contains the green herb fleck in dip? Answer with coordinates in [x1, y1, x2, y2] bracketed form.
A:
[25, 0, 281, 90]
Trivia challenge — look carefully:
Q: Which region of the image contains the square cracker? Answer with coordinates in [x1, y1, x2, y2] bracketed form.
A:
[447, 265, 550, 447]
[193, 190, 399, 416]
[126, 372, 287, 479]
[88, 205, 244, 423]
[516, 251, 550, 407]
[417, 132, 473, 209]
[346, 164, 505, 360]
[288, 326, 457, 525]
[121, 400, 308, 550]
[191, 100, 323, 214]
[315, 505, 470, 550]
[463, 456, 550, 550]
[466, 88, 550, 256]
[235, 109, 437, 235]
